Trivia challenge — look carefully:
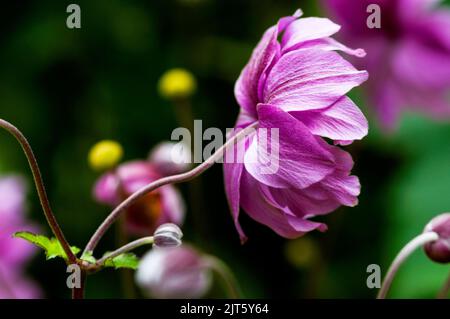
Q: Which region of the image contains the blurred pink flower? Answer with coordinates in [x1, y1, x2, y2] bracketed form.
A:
[224, 10, 368, 242]
[148, 141, 192, 176]
[423, 213, 450, 263]
[94, 161, 185, 236]
[323, 0, 450, 129]
[0, 176, 41, 299]
[136, 245, 211, 298]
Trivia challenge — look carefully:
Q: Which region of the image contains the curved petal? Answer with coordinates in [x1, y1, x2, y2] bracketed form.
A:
[288, 37, 366, 57]
[235, 25, 279, 117]
[240, 171, 327, 239]
[244, 104, 335, 189]
[234, 11, 302, 116]
[291, 96, 368, 143]
[281, 17, 341, 52]
[260, 143, 360, 219]
[223, 120, 256, 242]
[223, 162, 246, 242]
[263, 48, 368, 112]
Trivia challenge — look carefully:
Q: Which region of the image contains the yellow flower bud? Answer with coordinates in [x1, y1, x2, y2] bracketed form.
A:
[284, 237, 319, 269]
[158, 68, 197, 99]
[88, 140, 123, 171]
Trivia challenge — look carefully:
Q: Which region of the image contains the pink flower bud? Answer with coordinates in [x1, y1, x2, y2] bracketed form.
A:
[136, 245, 211, 298]
[423, 213, 450, 264]
[148, 142, 192, 176]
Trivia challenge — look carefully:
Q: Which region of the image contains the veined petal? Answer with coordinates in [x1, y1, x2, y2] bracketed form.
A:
[288, 37, 366, 57]
[234, 10, 303, 116]
[281, 17, 341, 52]
[260, 143, 359, 219]
[240, 172, 327, 239]
[235, 26, 279, 117]
[263, 48, 368, 112]
[291, 96, 368, 143]
[244, 104, 335, 189]
[223, 162, 246, 242]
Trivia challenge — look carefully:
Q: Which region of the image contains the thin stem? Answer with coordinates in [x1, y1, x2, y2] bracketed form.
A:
[205, 256, 242, 299]
[96, 236, 154, 266]
[0, 119, 77, 264]
[72, 270, 86, 299]
[83, 122, 258, 255]
[437, 271, 450, 299]
[377, 231, 439, 299]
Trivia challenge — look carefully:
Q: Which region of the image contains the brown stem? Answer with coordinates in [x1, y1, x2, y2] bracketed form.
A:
[83, 122, 258, 255]
[437, 271, 450, 299]
[0, 119, 77, 264]
[72, 270, 87, 299]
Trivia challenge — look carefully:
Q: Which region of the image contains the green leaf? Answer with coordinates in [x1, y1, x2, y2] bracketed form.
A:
[14, 231, 80, 261]
[103, 252, 139, 270]
[80, 251, 96, 264]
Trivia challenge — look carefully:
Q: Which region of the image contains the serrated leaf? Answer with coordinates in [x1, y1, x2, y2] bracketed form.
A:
[80, 251, 96, 264]
[103, 252, 139, 270]
[14, 231, 80, 261]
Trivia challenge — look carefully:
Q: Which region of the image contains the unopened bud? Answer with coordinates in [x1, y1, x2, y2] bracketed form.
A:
[423, 213, 450, 264]
[149, 141, 192, 176]
[153, 223, 183, 248]
[88, 140, 123, 171]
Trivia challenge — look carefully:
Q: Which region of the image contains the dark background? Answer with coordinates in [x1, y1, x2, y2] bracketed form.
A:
[0, 0, 449, 298]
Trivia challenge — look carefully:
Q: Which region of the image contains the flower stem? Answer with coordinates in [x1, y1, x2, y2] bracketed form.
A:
[72, 270, 86, 299]
[83, 122, 258, 255]
[437, 270, 450, 299]
[0, 119, 77, 264]
[96, 236, 154, 266]
[205, 256, 242, 299]
[377, 231, 439, 299]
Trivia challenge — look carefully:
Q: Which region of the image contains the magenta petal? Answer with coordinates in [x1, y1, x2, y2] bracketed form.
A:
[281, 17, 341, 52]
[263, 48, 368, 112]
[244, 104, 335, 189]
[392, 38, 450, 90]
[265, 143, 359, 217]
[159, 185, 186, 226]
[93, 172, 120, 205]
[234, 26, 279, 117]
[291, 37, 366, 57]
[0, 176, 27, 224]
[223, 162, 247, 242]
[240, 172, 326, 238]
[291, 96, 368, 143]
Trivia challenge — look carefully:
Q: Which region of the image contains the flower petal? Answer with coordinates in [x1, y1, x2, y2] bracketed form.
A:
[234, 11, 303, 116]
[223, 162, 246, 242]
[392, 38, 450, 90]
[291, 96, 368, 143]
[263, 48, 368, 112]
[240, 172, 327, 239]
[281, 17, 341, 52]
[234, 26, 279, 117]
[244, 104, 335, 189]
[260, 143, 360, 218]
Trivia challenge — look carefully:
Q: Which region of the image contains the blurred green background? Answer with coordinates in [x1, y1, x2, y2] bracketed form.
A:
[0, 0, 449, 298]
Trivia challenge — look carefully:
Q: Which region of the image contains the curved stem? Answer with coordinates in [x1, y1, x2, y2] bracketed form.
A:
[96, 236, 154, 266]
[83, 122, 258, 255]
[205, 256, 242, 299]
[437, 270, 450, 299]
[377, 231, 439, 299]
[0, 119, 77, 264]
